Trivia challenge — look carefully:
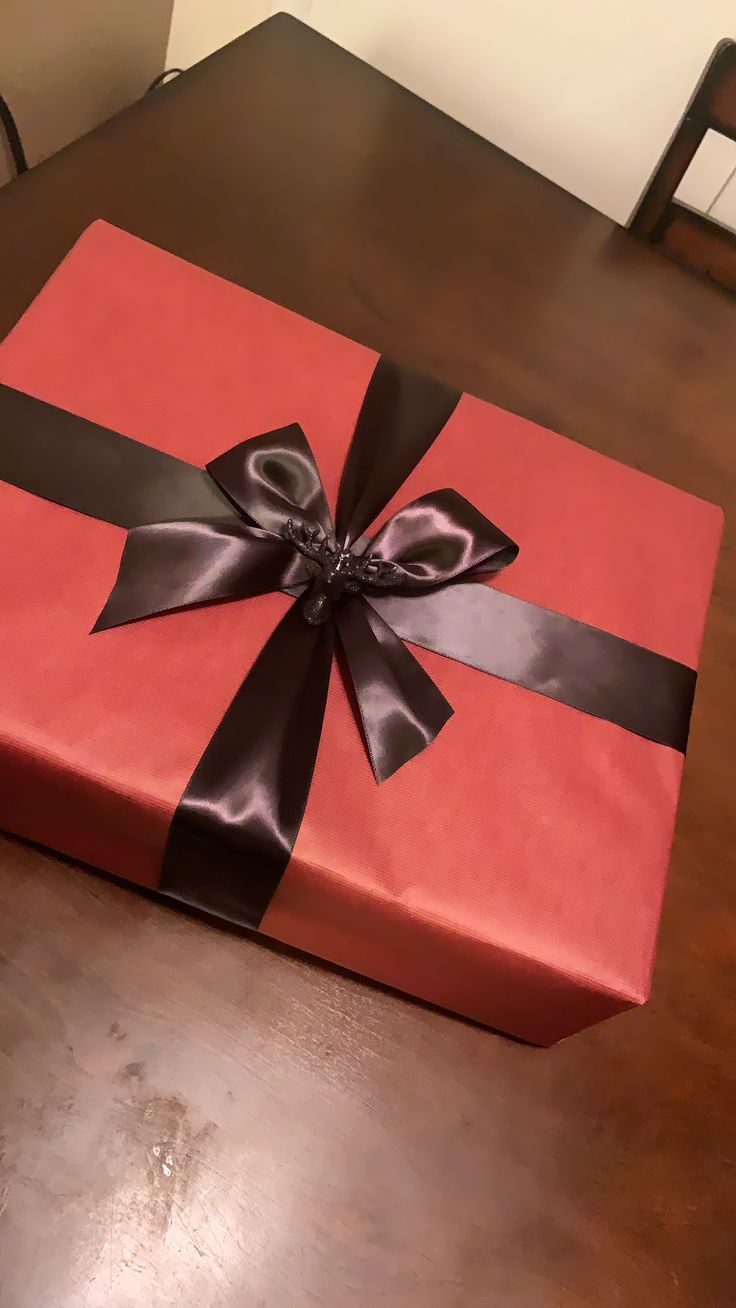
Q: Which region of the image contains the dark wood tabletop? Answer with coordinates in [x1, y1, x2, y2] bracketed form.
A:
[0, 16, 734, 1308]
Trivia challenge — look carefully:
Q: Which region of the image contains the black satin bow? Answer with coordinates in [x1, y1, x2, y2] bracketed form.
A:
[89, 360, 516, 922]
[95, 361, 518, 780]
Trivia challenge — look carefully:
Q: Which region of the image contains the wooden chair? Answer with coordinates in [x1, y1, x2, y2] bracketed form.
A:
[631, 38, 736, 292]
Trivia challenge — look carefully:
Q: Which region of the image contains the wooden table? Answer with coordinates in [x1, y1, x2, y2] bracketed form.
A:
[1, 16, 733, 1307]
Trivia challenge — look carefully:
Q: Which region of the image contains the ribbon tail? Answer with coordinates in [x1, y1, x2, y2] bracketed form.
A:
[336, 597, 453, 783]
[93, 518, 307, 631]
[159, 600, 334, 928]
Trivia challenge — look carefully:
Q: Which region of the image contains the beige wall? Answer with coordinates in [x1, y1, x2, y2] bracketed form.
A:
[0, 0, 174, 185]
[166, 1, 736, 224]
[301, 0, 736, 225]
[167, 0, 271, 69]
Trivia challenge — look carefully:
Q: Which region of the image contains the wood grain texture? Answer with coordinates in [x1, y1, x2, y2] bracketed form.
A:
[0, 16, 734, 1307]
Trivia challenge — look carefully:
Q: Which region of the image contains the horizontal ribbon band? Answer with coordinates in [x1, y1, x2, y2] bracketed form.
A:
[0, 372, 696, 928]
[372, 587, 695, 754]
[0, 382, 234, 526]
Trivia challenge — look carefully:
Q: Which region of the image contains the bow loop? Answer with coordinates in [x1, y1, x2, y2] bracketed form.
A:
[367, 489, 518, 591]
[207, 423, 334, 537]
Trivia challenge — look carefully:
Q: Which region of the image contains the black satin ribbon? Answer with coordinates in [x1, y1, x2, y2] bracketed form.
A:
[0, 366, 697, 929]
[372, 587, 695, 753]
[161, 601, 335, 923]
[0, 382, 234, 526]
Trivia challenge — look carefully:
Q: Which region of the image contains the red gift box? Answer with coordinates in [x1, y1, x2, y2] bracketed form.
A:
[0, 222, 722, 1043]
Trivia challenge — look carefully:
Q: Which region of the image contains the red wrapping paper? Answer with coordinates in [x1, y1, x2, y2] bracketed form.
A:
[0, 223, 722, 1043]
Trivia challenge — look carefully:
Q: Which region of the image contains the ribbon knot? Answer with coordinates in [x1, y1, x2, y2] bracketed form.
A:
[283, 519, 405, 625]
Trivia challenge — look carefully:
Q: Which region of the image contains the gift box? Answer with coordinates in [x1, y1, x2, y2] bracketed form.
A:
[0, 221, 722, 1044]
